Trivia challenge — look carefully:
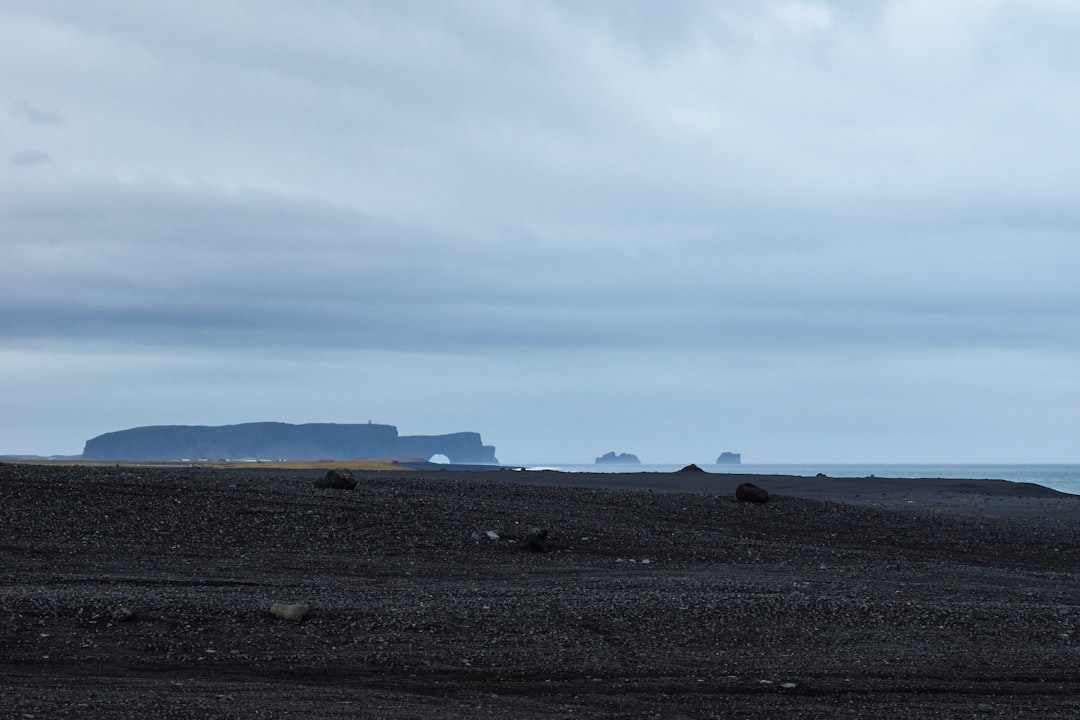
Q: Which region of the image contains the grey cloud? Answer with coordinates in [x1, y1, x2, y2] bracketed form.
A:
[7, 1, 1076, 225]
[9, 149, 53, 166]
[1, 178, 1076, 357]
[10, 99, 64, 126]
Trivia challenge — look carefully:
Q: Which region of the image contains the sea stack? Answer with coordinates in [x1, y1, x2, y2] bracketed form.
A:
[595, 451, 641, 464]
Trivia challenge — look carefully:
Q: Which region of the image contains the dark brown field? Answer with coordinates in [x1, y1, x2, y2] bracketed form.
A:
[4, 463, 1080, 718]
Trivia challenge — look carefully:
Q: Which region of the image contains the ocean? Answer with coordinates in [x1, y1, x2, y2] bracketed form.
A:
[522, 464, 1080, 496]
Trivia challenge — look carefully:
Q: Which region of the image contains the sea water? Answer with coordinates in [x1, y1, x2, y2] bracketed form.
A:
[524, 464, 1080, 496]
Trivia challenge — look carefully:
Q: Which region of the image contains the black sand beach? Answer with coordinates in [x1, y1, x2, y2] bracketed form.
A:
[4, 463, 1080, 718]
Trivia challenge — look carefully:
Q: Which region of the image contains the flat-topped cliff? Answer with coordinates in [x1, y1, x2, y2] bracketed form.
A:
[81, 422, 498, 463]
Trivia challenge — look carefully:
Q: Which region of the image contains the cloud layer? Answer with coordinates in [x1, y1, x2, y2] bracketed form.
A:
[3, 1, 1079, 461]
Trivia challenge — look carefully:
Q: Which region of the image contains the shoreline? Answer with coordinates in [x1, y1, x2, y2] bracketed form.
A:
[480, 468, 1080, 520]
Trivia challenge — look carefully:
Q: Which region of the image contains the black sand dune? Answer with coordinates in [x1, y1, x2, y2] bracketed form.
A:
[4, 463, 1080, 718]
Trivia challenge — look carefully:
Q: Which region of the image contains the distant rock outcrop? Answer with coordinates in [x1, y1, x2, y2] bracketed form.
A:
[595, 451, 641, 464]
[716, 452, 742, 464]
[81, 422, 498, 464]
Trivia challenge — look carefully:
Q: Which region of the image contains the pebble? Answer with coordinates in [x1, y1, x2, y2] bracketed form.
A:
[269, 603, 310, 621]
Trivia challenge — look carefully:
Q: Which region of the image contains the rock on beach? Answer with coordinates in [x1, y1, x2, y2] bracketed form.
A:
[313, 469, 357, 490]
[269, 603, 311, 621]
[736, 482, 770, 504]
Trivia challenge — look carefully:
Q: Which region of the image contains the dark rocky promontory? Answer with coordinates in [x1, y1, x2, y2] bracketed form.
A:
[595, 451, 640, 464]
[81, 422, 498, 463]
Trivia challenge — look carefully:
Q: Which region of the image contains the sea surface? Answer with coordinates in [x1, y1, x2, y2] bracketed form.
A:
[523, 464, 1080, 496]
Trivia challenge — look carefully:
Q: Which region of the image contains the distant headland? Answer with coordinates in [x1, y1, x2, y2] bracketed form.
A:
[80, 422, 499, 464]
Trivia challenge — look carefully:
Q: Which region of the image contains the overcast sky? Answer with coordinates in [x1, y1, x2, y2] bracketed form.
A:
[3, 0, 1079, 463]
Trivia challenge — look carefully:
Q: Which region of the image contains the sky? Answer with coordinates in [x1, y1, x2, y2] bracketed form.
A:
[2, 0, 1079, 464]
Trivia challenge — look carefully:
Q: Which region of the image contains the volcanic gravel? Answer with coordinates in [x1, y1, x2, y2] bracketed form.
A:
[3, 463, 1080, 718]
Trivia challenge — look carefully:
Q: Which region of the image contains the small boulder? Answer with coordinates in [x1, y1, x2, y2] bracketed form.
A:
[269, 603, 310, 621]
[112, 607, 137, 623]
[313, 469, 357, 490]
[678, 463, 705, 473]
[735, 482, 770, 504]
[522, 527, 551, 553]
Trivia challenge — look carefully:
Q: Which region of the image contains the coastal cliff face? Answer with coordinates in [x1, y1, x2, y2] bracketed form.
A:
[395, 432, 498, 465]
[81, 422, 498, 464]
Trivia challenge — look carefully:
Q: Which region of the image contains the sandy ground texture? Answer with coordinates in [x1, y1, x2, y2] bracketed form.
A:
[3, 463, 1080, 719]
